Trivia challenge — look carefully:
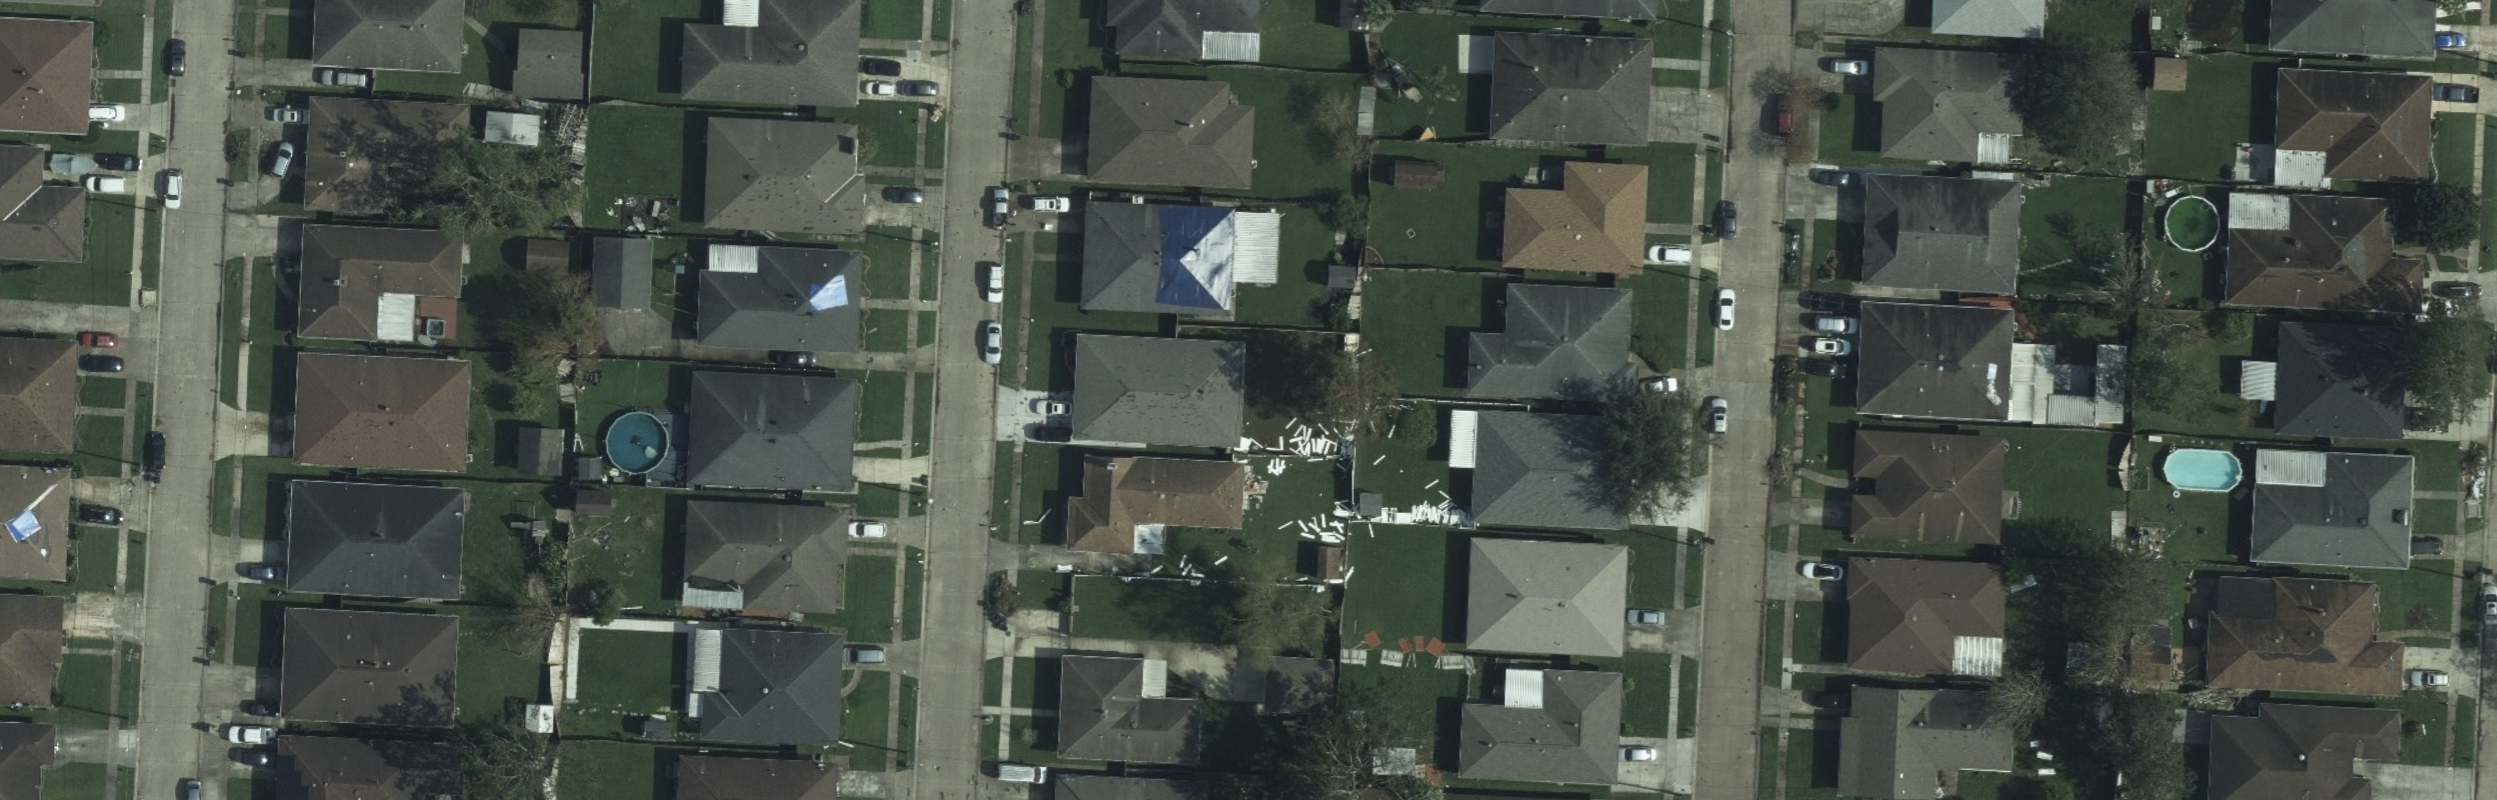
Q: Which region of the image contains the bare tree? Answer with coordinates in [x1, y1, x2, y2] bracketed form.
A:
[452, 716, 553, 800]
[1983, 669, 2050, 732]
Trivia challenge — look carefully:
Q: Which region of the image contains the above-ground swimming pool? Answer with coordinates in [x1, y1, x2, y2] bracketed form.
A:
[605, 411, 669, 474]
[2162, 448, 2242, 492]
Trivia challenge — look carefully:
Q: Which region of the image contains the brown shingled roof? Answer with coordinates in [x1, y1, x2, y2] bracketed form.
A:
[291, 353, 472, 473]
[0, 338, 75, 454]
[1501, 161, 1647, 275]
[674, 755, 839, 800]
[1064, 455, 1249, 553]
[0, 594, 60, 708]
[279, 608, 458, 726]
[296, 225, 464, 342]
[0, 19, 91, 136]
[304, 97, 470, 214]
[2222, 193, 2421, 311]
[1845, 558, 2005, 677]
[2275, 68, 2433, 182]
[1087, 76, 1255, 189]
[2208, 703, 2400, 800]
[276, 736, 461, 800]
[1849, 429, 2006, 545]
[0, 723, 52, 800]
[0, 144, 85, 264]
[2204, 576, 2402, 695]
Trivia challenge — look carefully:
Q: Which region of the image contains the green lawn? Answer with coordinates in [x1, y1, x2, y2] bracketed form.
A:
[2436, 112, 2478, 186]
[815, 553, 897, 642]
[581, 105, 693, 232]
[2377, 563, 2457, 633]
[1068, 575, 1231, 644]
[2127, 311, 2265, 439]
[856, 368, 912, 446]
[72, 414, 125, 478]
[844, 670, 894, 769]
[565, 487, 673, 609]
[830, 101, 929, 169]
[1357, 269, 1498, 396]
[575, 630, 679, 712]
[2144, 54, 2262, 181]
[0, 197, 137, 306]
[585, 0, 707, 103]
[450, 605, 549, 723]
[860, 0, 923, 39]
[54, 653, 114, 728]
[861, 225, 920, 298]
[1625, 265, 1702, 371]
[77, 377, 126, 410]
[555, 742, 661, 800]
[2017, 175, 2132, 294]
[1616, 654, 1676, 737]
[1258, 0, 1355, 70]
[1368, 140, 1576, 269]
[1644, 142, 1699, 225]
[575, 359, 686, 444]
[1232, 206, 1337, 327]
[1341, 527, 1464, 646]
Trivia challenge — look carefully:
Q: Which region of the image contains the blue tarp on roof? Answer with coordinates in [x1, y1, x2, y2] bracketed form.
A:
[1156, 205, 1235, 311]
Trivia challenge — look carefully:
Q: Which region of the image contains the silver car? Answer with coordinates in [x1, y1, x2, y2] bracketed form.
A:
[978, 321, 1003, 365]
[1705, 396, 1729, 434]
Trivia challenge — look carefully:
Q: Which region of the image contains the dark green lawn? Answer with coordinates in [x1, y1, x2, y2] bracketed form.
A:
[1069, 575, 1231, 644]
[450, 605, 549, 723]
[2436, 112, 2478, 186]
[2018, 175, 2132, 277]
[2144, 54, 2262, 181]
[581, 105, 692, 232]
[845, 671, 895, 768]
[2127, 311, 2265, 439]
[1340, 527, 1465, 646]
[577, 630, 679, 712]
[586, 0, 706, 102]
[1232, 206, 1337, 327]
[2377, 563, 2456, 633]
[1357, 269, 1499, 396]
[1367, 141, 1546, 268]
[828, 101, 929, 170]
[860, 0, 923, 39]
[816, 553, 897, 642]
[1625, 265, 1702, 371]
[556, 742, 661, 800]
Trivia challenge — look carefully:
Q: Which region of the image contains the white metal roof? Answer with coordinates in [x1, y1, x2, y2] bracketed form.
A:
[1230, 210, 1281, 285]
[1200, 31, 1261, 62]
[2240, 360, 2278, 401]
[2273, 149, 2329, 189]
[1502, 668, 1546, 708]
[681, 583, 744, 610]
[723, 0, 760, 26]
[709, 244, 759, 274]
[1952, 635, 2004, 677]
[1975, 133, 2013, 164]
[2229, 193, 2291, 231]
[2256, 449, 2329, 487]
[1449, 409, 1481, 469]
[375, 293, 417, 343]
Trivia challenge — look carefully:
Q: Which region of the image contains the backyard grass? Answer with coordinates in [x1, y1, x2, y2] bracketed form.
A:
[581, 105, 692, 231]
[2017, 176, 2132, 293]
[575, 358, 686, 444]
[575, 630, 679, 712]
[1259, 0, 1355, 70]
[1232, 207, 1337, 327]
[1358, 269, 1498, 396]
[585, 0, 707, 102]
[2126, 311, 2264, 439]
[1340, 527, 1464, 646]
[555, 741, 661, 800]
[1367, 141, 1561, 269]
[2143, 54, 2262, 181]
[1068, 575, 1231, 644]
[450, 605, 550, 723]
[1993, 427, 2126, 529]
[566, 487, 673, 609]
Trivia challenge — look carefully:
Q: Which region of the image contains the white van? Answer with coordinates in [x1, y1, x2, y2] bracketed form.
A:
[82, 175, 127, 194]
[1646, 244, 1693, 265]
[996, 764, 1048, 784]
[160, 169, 183, 209]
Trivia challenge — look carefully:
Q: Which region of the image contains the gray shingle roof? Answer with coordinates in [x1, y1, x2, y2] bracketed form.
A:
[1078, 202, 1237, 317]
[1836, 687, 2013, 800]
[1854, 302, 2015, 422]
[1105, 0, 1261, 60]
[2268, 0, 2437, 59]
[1055, 776, 1207, 800]
[1070, 335, 1245, 448]
[1470, 411, 1627, 530]
[680, 0, 860, 107]
[687, 371, 858, 492]
[285, 481, 465, 600]
[311, 0, 463, 71]
[2274, 322, 2404, 439]
[1487, 33, 1653, 146]
[0, 724, 52, 800]
[1859, 174, 2021, 294]
[1871, 48, 2022, 163]
[702, 117, 865, 236]
[1850, 429, 2006, 545]
[696, 628, 845, 746]
[1465, 538, 1627, 657]
[1087, 77, 1255, 189]
[2209, 703, 2401, 800]
[1475, 0, 1655, 21]
[674, 756, 839, 800]
[512, 29, 585, 100]
[1466, 284, 1632, 399]
[1058, 655, 1199, 763]
[681, 500, 849, 616]
[592, 237, 654, 310]
[2252, 451, 2413, 570]
[280, 609, 458, 727]
[696, 246, 864, 352]
[1929, 0, 2043, 38]
[1456, 669, 1620, 785]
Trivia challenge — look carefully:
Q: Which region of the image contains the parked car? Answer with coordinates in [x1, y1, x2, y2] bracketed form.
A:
[1029, 425, 1071, 443]
[230, 749, 270, 767]
[1801, 358, 1846, 379]
[95, 154, 140, 171]
[984, 186, 1011, 229]
[882, 186, 926, 204]
[143, 431, 164, 483]
[1812, 315, 1856, 335]
[1771, 95, 1794, 136]
[222, 725, 276, 745]
[848, 520, 889, 539]
[161, 169, 183, 209]
[82, 175, 126, 194]
[241, 563, 283, 581]
[2436, 83, 2481, 103]
[2436, 281, 2482, 298]
[179, 779, 200, 800]
[2437, 30, 2468, 49]
[862, 80, 898, 96]
[2406, 668, 2451, 689]
[313, 67, 370, 88]
[1640, 376, 1679, 393]
[1809, 167, 1854, 186]
[1811, 337, 1853, 356]
[847, 645, 887, 664]
[1714, 200, 1738, 238]
[1704, 396, 1729, 434]
[266, 106, 305, 124]
[1645, 244, 1693, 265]
[267, 142, 295, 178]
[2414, 536, 2446, 556]
[78, 505, 121, 525]
[2480, 583, 2497, 626]
[89, 104, 124, 123]
[898, 80, 940, 97]
[980, 261, 1004, 303]
[1799, 561, 1844, 581]
[860, 57, 903, 76]
[1626, 608, 1664, 626]
[242, 700, 276, 717]
[1713, 288, 1736, 331]
[1038, 399, 1069, 416]
[77, 331, 118, 348]
[1825, 58, 1867, 75]
[978, 321, 1003, 365]
[78, 354, 124, 373]
[1799, 291, 1856, 314]
[996, 764, 1049, 784]
[1024, 196, 1069, 212]
[1620, 746, 1659, 763]
[163, 39, 185, 77]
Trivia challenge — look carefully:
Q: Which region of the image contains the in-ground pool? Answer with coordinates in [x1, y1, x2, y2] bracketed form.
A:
[2162, 448, 2242, 492]
[604, 411, 669, 474]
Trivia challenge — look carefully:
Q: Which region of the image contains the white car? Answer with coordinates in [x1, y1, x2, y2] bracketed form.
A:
[82, 175, 127, 194]
[88, 104, 124, 123]
[268, 142, 295, 178]
[1713, 289, 1735, 331]
[2481, 583, 2497, 626]
[221, 724, 276, 745]
[266, 106, 306, 124]
[160, 169, 183, 209]
[1826, 59, 1868, 75]
[1620, 745, 1658, 762]
[1025, 196, 1069, 212]
[1640, 376, 1678, 393]
[1799, 561, 1844, 581]
[862, 80, 897, 96]
[996, 764, 1048, 784]
[1704, 396, 1729, 434]
[1813, 315, 1857, 335]
[2407, 668, 2451, 689]
[1626, 608, 1664, 626]
[1811, 337, 1852, 356]
[980, 261, 1004, 303]
[1645, 244, 1693, 265]
[848, 520, 888, 539]
[978, 320, 1003, 365]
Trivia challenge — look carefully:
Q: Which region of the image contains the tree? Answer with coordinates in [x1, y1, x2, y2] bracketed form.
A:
[571, 578, 624, 625]
[1216, 688, 1439, 800]
[1982, 669, 2050, 733]
[451, 716, 553, 800]
[1222, 560, 1330, 666]
[2015, 31, 2143, 162]
[392, 135, 582, 236]
[474, 574, 568, 652]
[2091, 692, 2189, 800]
[1573, 379, 1709, 519]
[2401, 300, 2496, 428]
[1323, 349, 1398, 436]
[2122, 318, 2201, 416]
[2388, 181, 2482, 252]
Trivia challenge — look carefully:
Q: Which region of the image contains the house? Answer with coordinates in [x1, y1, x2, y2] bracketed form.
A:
[1056, 776, 1208, 800]
[0, 724, 51, 800]
[1849, 430, 2006, 545]
[680, 0, 861, 107]
[1263, 657, 1333, 714]
[310, 0, 462, 71]
[695, 244, 864, 352]
[296, 225, 464, 343]
[2203, 576, 2401, 695]
[0, 145, 85, 263]
[0, 19, 94, 135]
[2222, 194, 2419, 311]
[2268, 322, 2405, 438]
[1857, 174, 2021, 295]
[0, 337, 75, 454]
[0, 466, 69, 582]
[689, 628, 845, 745]
[1465, 538, 1628, 657]
[1501, 162, 1648, 275]
[1080, 202, 1282, 317]
[1063, 455, 1248, 554]
[2250, 450, 2414, 570]
[1456, 668, 1621, 785]
[0, 594, 61, 708]
[1461, 411, 1626, 530]
[1105, 0, 1261, 61]
[305, 98, 470, 214]
[686, 371, 858, 492]
[1845, 558, 2005, 677]
[675, 755, 839, 800]
[1069, 335, 1245, 449]
[679, 500, 848, 616]
[1853, 302, 2015, 422]
[291, 353, 472, 473]
[1487, 33, 1653, 146]
[2275, 69, 2432, 182]
[2267, 0, 2438, 59]
[1468, 284, 1631, 399]
[592, 237, 655, 311]
[1087, 77, 1256, 189]
[1059, 655, 1199, 763]
[285, 481, 466, 599]
[512, 29, 586, 101]
[1475, 0, 1653, 21]
[1871, 48, 2022, 163]
[701, 117, 865, 236]
[2208, 703, 2400, 800]
[1929, 0, 2043, 37]
[276, 737, 462, 800]
[280, 608, 458, 726]
[1836, 687, 2014, 800]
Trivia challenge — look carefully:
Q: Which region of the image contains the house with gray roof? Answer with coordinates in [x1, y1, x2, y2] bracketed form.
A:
[0, 337, 75, 456]
[311, 0, 463, 71]
[1466, 411, 1626, 530]
[1465, 538, 1627, 657]
[1854, 302, 2015, 422]
[285, 481, 465, 600]
[695, 245, 863, 352]
[2251, 450, 2413, 571]
[0, 724, 52, 800]
[1929, 0, 2043, 38]
[1871, 48, 2023, 163]
[1081, 202, 1281, 317]
[1456, 668, 1620, 785]
[2267, 0, 2437, 59]
[686, 371, 858, 492]
[680, 500, 848, 617]
[2272, 322, 2404, 439]
[1088, 77, 1256, 189]
[1070, 335, 1245, 449]
[1487, 33, 1652, 146]
[1837, 687, 2013, 799]
[1475, 0, 1654, 21]
[512, 29, 585, 100]
[1059, 655, 1198, 763]
[1859, 174, 2021, 294]
[1850, 429, 2006, 545]
[702, 117, 866, 237]
[680, 0, 860, 107]
[592, 237, 654, 311]
[1056, 776, 1207, 800]
[1467, 284, 1631, 400]
[691, 628, 845, 746]
[1106, 0, 1261, 61]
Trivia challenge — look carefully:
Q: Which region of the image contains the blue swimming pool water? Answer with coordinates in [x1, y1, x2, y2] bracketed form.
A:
[605, 411, 667, 474]
[2162, 448, 2242, 492]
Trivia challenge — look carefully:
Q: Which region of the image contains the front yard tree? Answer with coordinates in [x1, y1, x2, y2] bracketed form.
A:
[2388, 181, 2481, 252]
[2016, 31, 2143, 162]
[1580, 379, 1708, 519]
[2402, 300, 2495, 428]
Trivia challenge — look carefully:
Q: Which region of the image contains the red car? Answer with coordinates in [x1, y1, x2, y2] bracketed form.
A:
[76, 331, 118, 348]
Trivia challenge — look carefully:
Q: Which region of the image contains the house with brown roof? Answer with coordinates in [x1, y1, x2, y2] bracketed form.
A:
[280, 608, 458, 726]
[1845, 558, 2005, 677]
[297, 225, 464, 343]
[0, 145, 85, 263]
[0, 723, 52, 800]
[0, 594, 60, 708]
[311, 0, 463, 72]
[291, 353, 472, 473]
[2204, 576, 2401, 695]
[1871, 47, 2022, 163]
[680, 0, 861, 108]
[679, 500, 848, 617]
[1087, 77, 1255, 189]
[1059, 655, 1198, 763]
[304, 97, 470, 214]
[0, 466, 69, 583]
[1501, 162, 1646, 275]
[1849, 430, 2005, 545]
[675, 755, 838, 800]
[0, 19, 93, 135]
[2222, 193, 2420, 310]
[1836, 687, 2013, 800]
[1853, 303, 2015, 422]
[1064, 455, 1248, 554]
[276, 737, 461, 800]
[2208, 703, 2399, 800]
[701, 117, 865, 237]
[2275, 68, 2432, 182]
[1486, 33, 1653, 146]
[0, 338, 75, 454]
